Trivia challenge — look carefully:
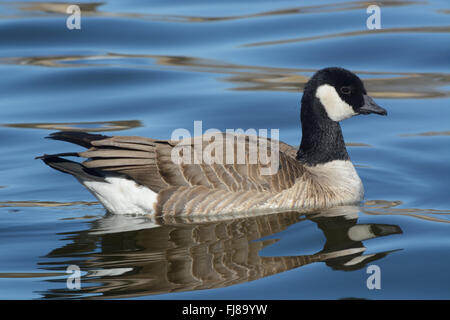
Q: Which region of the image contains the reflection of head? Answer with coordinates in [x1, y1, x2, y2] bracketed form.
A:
[310, 207, 402, 271]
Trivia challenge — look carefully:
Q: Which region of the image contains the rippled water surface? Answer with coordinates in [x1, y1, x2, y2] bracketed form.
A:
[0, 0, 449, 299]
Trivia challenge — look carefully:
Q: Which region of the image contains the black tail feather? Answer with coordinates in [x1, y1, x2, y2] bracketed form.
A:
[46, 131, 110, 148]
[38, 155, 105, 182]
[35, 152, 80, 160]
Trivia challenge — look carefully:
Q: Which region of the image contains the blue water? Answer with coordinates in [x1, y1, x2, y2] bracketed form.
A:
[0, 0, 449, 299]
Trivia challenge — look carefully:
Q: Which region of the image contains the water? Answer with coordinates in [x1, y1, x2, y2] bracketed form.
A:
[0, 0, 449, 300]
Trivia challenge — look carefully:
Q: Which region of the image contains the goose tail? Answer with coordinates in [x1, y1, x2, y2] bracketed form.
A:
[37, 154, 105, 182]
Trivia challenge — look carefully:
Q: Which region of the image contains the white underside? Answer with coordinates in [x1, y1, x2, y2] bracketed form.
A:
[81, 176, 157, 215]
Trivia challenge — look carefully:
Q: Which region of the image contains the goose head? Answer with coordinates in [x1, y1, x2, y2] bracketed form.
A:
[302, 67, 387, 123]
[297, 67, 387, 166]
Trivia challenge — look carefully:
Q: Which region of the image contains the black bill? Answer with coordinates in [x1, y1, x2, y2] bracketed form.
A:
[359, 95, 387, 116]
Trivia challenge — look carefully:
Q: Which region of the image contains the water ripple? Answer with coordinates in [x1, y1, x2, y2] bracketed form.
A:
[1, 53, 448, 98]
[241, 26, 450, 48]
[2, 120, 142, 132]
[0, 1, 425, 23]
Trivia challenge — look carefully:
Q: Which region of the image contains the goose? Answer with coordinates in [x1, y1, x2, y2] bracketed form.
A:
[38, 67, 387, 216]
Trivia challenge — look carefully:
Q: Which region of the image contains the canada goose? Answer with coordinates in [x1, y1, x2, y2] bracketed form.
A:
[38, 67, 387, 216]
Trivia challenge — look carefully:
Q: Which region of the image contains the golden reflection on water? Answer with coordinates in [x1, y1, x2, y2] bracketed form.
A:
[0, 200, 98, 208]
[346, 142, 372, 147]
[1, 53, 448, 99]
[242, 26, 450, 48]
[362, 200, 450, 223]
[1, 1, 424, 22]
[0, 272, 66, 278]
[400, 131, 450, 137]
[8, 2, 102, 16]
[2, 120, 142, 132]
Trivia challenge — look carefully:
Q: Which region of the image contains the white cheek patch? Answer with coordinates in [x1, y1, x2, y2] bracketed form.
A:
[315, 84, 357, 122]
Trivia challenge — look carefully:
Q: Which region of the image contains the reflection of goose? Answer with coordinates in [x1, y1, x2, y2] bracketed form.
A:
[39, 207, 401, 299]
[38, 68, 387, 216]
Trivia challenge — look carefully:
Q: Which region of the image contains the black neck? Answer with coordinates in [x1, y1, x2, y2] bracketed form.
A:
[296, 97, 349, 166]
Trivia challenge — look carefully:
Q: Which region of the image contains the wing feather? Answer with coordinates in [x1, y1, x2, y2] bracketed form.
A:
[52, 132, 305, 214]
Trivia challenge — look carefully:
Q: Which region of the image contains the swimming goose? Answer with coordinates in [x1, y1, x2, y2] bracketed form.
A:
[38, 67, 387, 216]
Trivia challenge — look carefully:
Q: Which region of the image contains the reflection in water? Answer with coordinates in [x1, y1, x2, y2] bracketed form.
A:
[346, 142, 372, 147]
[2, 120, 142, 132]
[1, 1, 423, 23]
[362, 200, 450, 223]
[400, 131, 450, 137]
[242, 26, 450, 48]
[16, 2, 102, 15]
[0, 200, 97, 208]
[0, 272, 66, 278]
[1, 53, 449, 99]
[36, 206, 402, 299]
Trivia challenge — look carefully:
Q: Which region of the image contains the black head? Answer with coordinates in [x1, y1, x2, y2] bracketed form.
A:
[302, 67, 387, 122]
[297, 67, 387, 165]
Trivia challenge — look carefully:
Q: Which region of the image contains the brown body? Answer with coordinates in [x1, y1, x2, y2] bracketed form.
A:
[42, 132, 363, 216]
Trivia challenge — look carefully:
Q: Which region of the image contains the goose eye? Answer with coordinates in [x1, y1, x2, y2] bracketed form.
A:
[340, 86, 352, 95]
